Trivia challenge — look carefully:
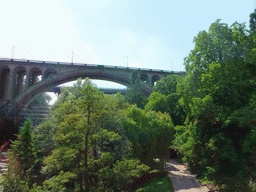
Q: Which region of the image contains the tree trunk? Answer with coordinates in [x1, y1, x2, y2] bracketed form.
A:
[84, 107, 91, 190]
[78, 150, 83, 191]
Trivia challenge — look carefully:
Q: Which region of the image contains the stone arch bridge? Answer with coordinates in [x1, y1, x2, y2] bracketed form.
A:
[0, 58, 186, 123]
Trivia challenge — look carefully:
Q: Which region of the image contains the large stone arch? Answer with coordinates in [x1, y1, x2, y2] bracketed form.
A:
[26, 67, 43, 87]
[15, 70, 153, 108]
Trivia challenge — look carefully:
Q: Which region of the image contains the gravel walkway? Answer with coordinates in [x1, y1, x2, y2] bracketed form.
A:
[166, 159, 213, 192]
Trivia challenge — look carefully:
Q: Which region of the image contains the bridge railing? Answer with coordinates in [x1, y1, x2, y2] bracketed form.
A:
[0, 58, 187, 74]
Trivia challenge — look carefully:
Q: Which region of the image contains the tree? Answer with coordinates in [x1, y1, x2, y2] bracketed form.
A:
[174, 59, 256, 191]
[33, 78, 131, 168]
[32, 113, 58, 160]
[93, 93, 131, 162]
[2, 117, 37, 190]
[50, 86, 70, 111]
[42, 93, 118, 190]
[26, 93, 51, 127]
[29, 78, 153, 190]
[33, 78, 98, 160]
[250, 8, 256, 33]
[125, 71, 148, 109]
[145, 75, 186, 126]
[122, 106, 175, 170]
[29, 93, 51, 107]
[178, 19, 254, 122]
[173, 17, 256, 191]
[40, 79, 149, 191]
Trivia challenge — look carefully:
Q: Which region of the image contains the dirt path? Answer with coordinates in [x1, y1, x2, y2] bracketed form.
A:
[166, 159, 212, 192]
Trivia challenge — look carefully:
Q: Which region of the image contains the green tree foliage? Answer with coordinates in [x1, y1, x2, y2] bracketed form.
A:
[26, 93, 51, 127]
[122, 106, 175, 170]
[33, 78, 132, 170]
[145, 75, 186, 126]
[2, 117, 37, 190]
[95, 93, 131, 161]
[50, 86, 70, 111]
[33, 78, 95, 160]
[178, 19, 254, 121]
[173, 17, 256, 191]
[30, 93, 51, 107]
[250, 8, 256, 33]
[125, 71, 148, 109]
[38, 78, 149, 191]
[32, 114, 58, 160]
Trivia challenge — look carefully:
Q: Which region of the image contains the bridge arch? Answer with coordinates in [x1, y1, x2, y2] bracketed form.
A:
[15, 70, 153, 108]
[27, 67, 43, 87]
[152, 75, 160, 86]
[43, 68, 57, 79]
[140, 74, 149, 84]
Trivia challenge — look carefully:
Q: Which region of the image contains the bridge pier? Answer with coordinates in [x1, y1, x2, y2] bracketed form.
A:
[15, 71, 26, 98]
[6, 70, 16, 101]
[0, 68, 10, 101]
[24, 70, 31, 90]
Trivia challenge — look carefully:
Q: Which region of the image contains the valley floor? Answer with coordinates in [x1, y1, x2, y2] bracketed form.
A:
[166, 159, 213, 192]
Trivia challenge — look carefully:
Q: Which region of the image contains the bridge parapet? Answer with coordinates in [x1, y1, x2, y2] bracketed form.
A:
[0, 58, 186, 73]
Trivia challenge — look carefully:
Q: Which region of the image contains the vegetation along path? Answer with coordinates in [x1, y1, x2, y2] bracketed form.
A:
[166, 159, 212, 192]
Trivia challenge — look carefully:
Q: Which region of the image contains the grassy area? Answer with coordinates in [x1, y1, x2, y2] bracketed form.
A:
[0, 172, 175, 192]
[134, 175, 174, 192]
[129, 159, 175, 192]
[0, 158, 176, 192]
[0, 175, 3, 192]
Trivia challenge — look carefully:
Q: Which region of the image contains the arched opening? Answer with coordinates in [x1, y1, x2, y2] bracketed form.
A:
[13, 66, 26, 97]
[152, 75, 160, 86]
[29, 67, 43, 86]
[0, 66, 10, 100]
[17, 71, 132, 107]
[46, 79, 128, 105]
[43, 68, 57, 79]
[140, 74, 149, 84]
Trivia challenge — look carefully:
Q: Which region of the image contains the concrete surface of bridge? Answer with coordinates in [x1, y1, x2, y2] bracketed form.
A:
[0, 58, 186, 124]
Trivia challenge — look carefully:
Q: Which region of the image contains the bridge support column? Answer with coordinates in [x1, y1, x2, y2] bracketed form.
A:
[148, 75, 156, 87]
[24, 71, 32, 90]
[31, 74, 37, 85]
[0, 68, 10, 100]
[16, 72, 25, 97]
[6, 70, 16, 100]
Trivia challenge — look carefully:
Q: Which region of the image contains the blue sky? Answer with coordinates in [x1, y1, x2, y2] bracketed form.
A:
[0, 0, 255, 104]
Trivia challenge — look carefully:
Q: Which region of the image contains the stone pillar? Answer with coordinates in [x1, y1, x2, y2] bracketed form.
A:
[148, 75, 153, 87]
[16, 72, 24, 96]
[6, 69, 16, 100]
[42, 72, 46, 80]
[42, 69, 49, 80]
[0, 68, 9, 100]
[24, 70, 32, 91]
[31, 73, 37, 85]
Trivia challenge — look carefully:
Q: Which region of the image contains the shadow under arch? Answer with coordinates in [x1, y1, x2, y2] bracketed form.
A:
[0, 65, 10, 100]
[15, 70, 153, 108]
